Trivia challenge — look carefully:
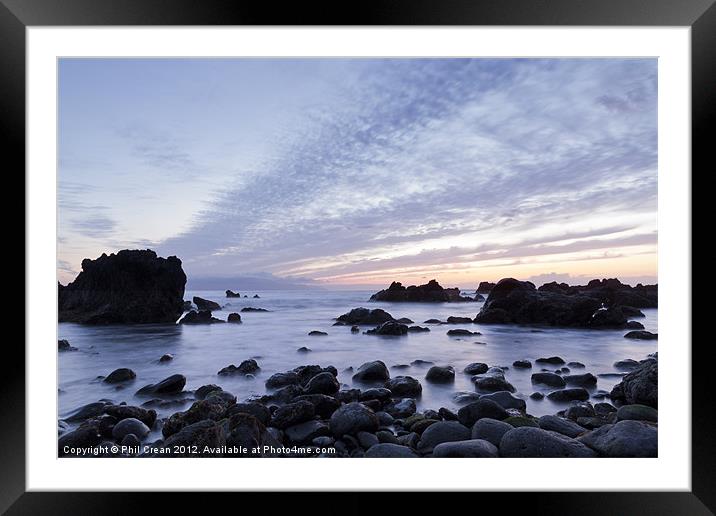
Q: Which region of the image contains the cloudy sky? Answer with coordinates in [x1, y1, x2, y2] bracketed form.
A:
[58, 58, 657, 288]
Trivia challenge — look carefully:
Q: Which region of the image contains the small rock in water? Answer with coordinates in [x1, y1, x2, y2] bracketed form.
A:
[423, 319, 444, 324]
[352, 360, 390, 383]
[547, 388, 590, 402]
[136, 374, 186, 396]
[446, 316, 473, 324]
[529, 392, 544, 400]
[407, 326, 430, 332]
[350, 325, 360, 333]
[616, 404, 658, 423]
[567, 361, 585, 368]
[227, 313, 242, 323]
[564, 373, 598, 388]
[464, 363, 489, 375]
[366, 321, 408, 336]
[512, 360, 532, 369]
[384, 376, 423, 397]
[457, 399, 508, 426]
[218, 359, 261, 376]
[240, 307, 270, 312]
[297, 346, 312, 353]
[58, 339, 77, 351]
[417, 421, 471, 452]
[535, 356, 566, 365]
[425, 366, 455, 383]
[308, 330, 327, 336]
[104, 368, 136, 384]
[411, 359, 434, 367]
[624, 330, 658, 340]
[447, 329, 480, 336]
[531, 372, 566, 388]
[613, 359, 640, 370]
[159, 354, 173, 363]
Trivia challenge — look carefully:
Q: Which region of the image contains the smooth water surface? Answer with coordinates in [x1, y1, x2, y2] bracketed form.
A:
[59, 289, 657, 425]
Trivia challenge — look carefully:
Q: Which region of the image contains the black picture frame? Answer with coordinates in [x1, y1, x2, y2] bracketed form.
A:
[5, 0, 709, 512]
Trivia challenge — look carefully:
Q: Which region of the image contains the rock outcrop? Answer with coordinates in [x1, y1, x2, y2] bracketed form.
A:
[610, 359, 658, 408]
[369, 280, 475, 303]
[473, 278, 642, 328]
[225, 290, 241, 298]
[58, 250, 186, 324]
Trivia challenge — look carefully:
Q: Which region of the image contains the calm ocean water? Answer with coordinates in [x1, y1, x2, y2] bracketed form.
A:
[58, 289, 657, 428]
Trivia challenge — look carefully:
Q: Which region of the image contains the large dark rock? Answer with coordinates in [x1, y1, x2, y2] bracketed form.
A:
[58, 250, 187, 324]
[432, 439, 499, 458]
[476, 281, 496, 293]
[365, 443, 418, 457]
[336, 307, 394, 325]
[369, 279, 474, 303]
[162, 397, 232, 437]
[218, 359, 260, 376]
[193, 296, 221, 311]
[225, 290, 241, 298]
[270, 400, 315, 429]
[103, 368, 136, 384]
[500, 427, 597, 457]
[610, 359, 658, 408]
[417, 421, 471, 452]
[624, 330, 658, 340]
[578, 420, 657, 457]
[474, 278, 639, 328]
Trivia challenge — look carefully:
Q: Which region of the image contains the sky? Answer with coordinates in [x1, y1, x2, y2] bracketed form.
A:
[58, 58, 657, 289]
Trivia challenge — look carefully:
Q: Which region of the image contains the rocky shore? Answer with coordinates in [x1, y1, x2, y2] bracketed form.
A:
[58, 346, 657, 458]
[57, 252, 658, 458]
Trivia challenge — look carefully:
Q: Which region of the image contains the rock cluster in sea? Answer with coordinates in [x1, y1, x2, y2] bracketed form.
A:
[473, 278, 653, 329]
[58, 249, 187, 324]
[369, 279, 478, 303]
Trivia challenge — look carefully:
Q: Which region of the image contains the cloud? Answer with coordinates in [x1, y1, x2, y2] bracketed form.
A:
[70, 213, 117, 239]
[154, 59, 656, 284]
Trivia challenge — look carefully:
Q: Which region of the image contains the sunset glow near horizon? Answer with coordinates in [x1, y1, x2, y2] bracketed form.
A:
[58, 58, 657, 289]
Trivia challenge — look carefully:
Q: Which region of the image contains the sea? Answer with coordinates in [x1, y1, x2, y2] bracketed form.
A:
[58, 289, 657, 429]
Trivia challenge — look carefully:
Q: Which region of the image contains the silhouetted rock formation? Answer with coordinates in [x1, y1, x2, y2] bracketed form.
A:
[537, 278, 657, 308]
[58, 250, 186, 324]
[193, 296, 221, 311]
[474, 278, 641, 328]
[476, 282, 496, 293]
[225, 290, 241, 298]
[369, 280, 475, 303]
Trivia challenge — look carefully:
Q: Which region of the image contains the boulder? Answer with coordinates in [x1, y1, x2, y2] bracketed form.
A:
[624, 330, 658, 340]
[473, 376, 515, 393]
[265, 372, 301, 389]
[366, 321, 408, 336]
[616, 404, 658, 423]
[578, 420, 657, 457]
[512, 360, 532, 369]
[329, 402, 379, 436]
[425, 366, 455, 383]
[447, 329, 480, 336]
[407, 326, 430, 333]
[479, 391, 526, 411]
[136, 374, 186, 396]
[58, 339, 77, 351]
[352, 361, 390, 383]
[610, 360, 657, 408]
[58, 249, 187, 324]
[103, 368, 136, 384]
[308, 330, 327, 336]
[365, 443, 418, 458]
[193, 296, 221, 311]
[369, 279, 475, 303]
[538, 415, 586, 438]
[384, 376, 422, 397]
[218, 359, 260, 376]
[464, 363, 489, 375]
[384, 398, 417, 418]
[112, 417, 150, 441]
[103, 405, 157, 427]
[546, 388, 590, 402]
[293, 394, 341, 419]
[304, 372, 340, 395]
[161, 420, 225, 456]
[446, 316, 473, 324]
[417, 421, 471, 452]
[225, 290, 241, 298]
[535, 356, 566, 365]
[179, 310, 224, 324]
[270, 400, 315, 429]
[432, 439, 499, 458]
[227, 313, 242, 323]
[563, 373, 598, 388]
[500, 427, 597, 457]
[531, 372, 566, 388]
[457, 399, 508, 426]
[284, 420, 330, 444]
[471, 418, 513, 447]
[225, 402, 272, 425]
[162, 397, 232, 437]
[476, 281, 496, 293]
[336, 307, 394, 325]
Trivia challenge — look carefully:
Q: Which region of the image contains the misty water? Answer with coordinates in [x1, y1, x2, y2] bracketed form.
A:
[59, 289, 657, 432]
